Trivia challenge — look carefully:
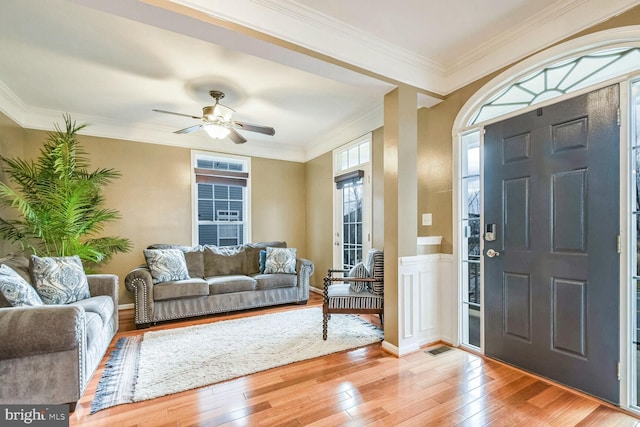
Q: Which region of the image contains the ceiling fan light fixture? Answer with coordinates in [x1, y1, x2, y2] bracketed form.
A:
[214, 104, 233, 121]
[204, 124, 230, 139]
[154, 90, 274, 141]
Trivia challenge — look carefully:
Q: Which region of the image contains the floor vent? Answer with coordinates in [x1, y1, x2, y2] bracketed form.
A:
[426, 346, 452, 356]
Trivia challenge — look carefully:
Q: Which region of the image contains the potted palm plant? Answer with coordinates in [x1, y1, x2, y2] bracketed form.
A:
[0, 114, 131, 266]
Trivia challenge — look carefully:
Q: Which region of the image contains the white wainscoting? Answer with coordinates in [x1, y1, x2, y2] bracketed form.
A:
[392, 253, 454, 356]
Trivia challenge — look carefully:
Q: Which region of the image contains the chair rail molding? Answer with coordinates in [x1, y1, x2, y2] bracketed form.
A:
[384, 253, 454, 356]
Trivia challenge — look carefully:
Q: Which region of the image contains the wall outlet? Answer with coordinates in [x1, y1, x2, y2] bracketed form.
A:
[422, 213, 432, 226]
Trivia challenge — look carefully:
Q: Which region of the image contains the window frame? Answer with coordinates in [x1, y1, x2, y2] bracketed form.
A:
[332, 134, 372, 269]
[191, 150, 251, 246]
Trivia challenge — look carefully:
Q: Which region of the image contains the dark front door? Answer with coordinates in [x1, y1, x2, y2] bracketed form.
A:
[484, 84, 620, 403]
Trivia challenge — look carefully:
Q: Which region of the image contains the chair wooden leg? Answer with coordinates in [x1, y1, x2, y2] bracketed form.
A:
[379, 313, 384, 325]
[323, 313, 329, 340]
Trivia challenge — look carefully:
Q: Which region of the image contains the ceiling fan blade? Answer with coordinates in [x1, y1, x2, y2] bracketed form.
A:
[228, 128, 247, 144]
[153, 109, 202, 120]
[175, 124, 203, 134]
[233, 121, 276, 136]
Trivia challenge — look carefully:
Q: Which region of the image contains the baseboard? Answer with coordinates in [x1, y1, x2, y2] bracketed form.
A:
[381, 340, 400, 356]
[118, 303, 134, 311]
[310, 286, 323, 294]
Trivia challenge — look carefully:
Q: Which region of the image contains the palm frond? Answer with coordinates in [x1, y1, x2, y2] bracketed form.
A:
[0, 114, 131, 266]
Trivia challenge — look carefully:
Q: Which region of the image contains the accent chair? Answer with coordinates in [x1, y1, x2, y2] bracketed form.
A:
[322, 249, 383, 340]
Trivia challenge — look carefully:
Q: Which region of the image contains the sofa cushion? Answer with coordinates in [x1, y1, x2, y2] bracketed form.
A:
[30, 255, 91, 304]
[264, 247, 297, 274]
[253, 273, 297, 290]
[0, 264, 43, 307]
[144, 248, 191, 284]
[203, 246, 246, 277]
[0, 254, 32, 283]
[153, 278, 209, 301]
[183, 250, 204, 279]
[69, 295, 114, 325]
[207, 275, 256, 295]
[243, 241, 287, 274]
[84, 311, 104, 351]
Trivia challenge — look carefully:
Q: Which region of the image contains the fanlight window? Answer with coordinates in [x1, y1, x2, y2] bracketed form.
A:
[470, 47, 640, 125]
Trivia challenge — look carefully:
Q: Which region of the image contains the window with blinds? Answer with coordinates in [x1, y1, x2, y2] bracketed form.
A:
[194, 155, 249, 246]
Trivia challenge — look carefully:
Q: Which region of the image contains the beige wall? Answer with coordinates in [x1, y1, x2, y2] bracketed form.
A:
[2, 125, 307, 304]
[304, 151, 333, 288]
[303, 127, 386, 291]
[251, 157, 307, 256]
[0, 115, 26, 256]
[371, 127, 385, 249]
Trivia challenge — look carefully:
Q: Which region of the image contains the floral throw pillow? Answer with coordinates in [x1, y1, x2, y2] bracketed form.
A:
[264, 247, 297, 274]
[0, 264, 43, 307]
[347, 262, 370, 293]
[144, 248, 190, 284]
[30, 255, 90, 304]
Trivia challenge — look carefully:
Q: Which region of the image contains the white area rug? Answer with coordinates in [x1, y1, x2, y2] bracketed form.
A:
[91, 307, 382, 412]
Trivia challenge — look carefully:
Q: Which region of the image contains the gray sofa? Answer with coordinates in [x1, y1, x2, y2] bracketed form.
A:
[125, 241, 313, 328]
[0, 255, 118, 412]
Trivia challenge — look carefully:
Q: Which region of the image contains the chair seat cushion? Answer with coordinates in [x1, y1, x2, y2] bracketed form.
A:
[327, 283, 383, 310]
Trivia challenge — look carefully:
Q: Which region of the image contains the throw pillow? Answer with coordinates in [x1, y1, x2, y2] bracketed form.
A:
[259, 249, 267, 273]
[264, 247, 297, 274]
[347, 262, 370, 293]
[0, 264, 43, 307]
[30, 255, 90, 304]
[144, 248, 190, 284]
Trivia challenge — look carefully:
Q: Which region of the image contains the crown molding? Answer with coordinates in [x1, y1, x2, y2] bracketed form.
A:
[0, 81, 28, 126]
[169, 0, 446, 93]
[304, 104, 383, 162]
[0, 90, 309, 162]
[169, 0, 639, 96]
[442, 0, 640, 93]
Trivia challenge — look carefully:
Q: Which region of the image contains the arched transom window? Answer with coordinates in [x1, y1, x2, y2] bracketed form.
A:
[469, 46, 640, 126]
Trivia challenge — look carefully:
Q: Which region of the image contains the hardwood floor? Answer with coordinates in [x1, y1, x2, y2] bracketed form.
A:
[70, 293, 639, 426]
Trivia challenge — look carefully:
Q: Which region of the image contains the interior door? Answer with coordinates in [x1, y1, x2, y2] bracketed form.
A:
[484, 84, 620, 403]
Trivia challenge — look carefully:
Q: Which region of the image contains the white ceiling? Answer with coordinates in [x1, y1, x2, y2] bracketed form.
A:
[0, 0, 636, 162]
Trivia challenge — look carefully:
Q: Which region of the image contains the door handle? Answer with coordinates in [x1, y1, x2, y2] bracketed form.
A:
[486, 249, 500, 258]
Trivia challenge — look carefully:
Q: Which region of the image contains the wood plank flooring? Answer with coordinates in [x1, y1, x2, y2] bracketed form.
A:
[70, 293, 640, 426]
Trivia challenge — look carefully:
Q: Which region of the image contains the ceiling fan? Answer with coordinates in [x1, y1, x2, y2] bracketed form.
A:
[153, 90, 275, 144]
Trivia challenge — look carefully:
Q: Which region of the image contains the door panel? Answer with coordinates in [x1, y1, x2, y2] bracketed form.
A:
[484, 84, 620, 403]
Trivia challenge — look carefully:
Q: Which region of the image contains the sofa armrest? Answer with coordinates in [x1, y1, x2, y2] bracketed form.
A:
[296, 258, 314, 302]
[87, 274, 118, 300]
[0, 305, 84, 360]
[124, 266, 154, 325]
[87, 274, 119, 332]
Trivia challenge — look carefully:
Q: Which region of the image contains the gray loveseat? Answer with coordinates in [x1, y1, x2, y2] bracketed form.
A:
[125, 241, 313, 328]
[0, 255, 118, 412]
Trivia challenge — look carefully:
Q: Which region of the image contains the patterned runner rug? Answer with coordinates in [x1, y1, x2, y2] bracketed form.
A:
[91, 307, 382, 413]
